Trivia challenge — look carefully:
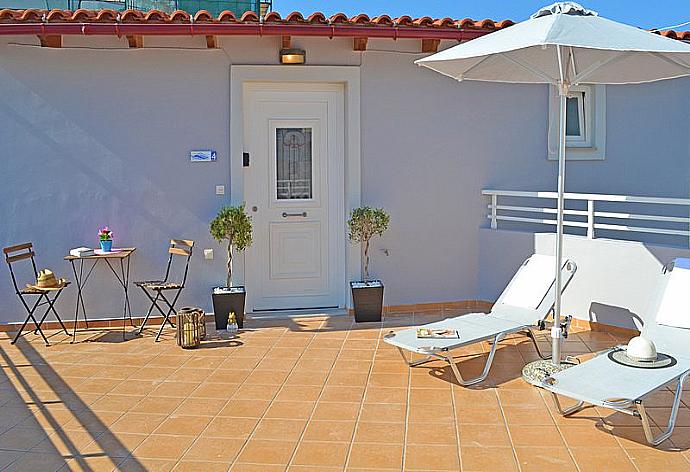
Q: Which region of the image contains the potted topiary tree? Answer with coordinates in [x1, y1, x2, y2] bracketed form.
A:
[348, 206, 390, 322]
[210, 204, 253, 330]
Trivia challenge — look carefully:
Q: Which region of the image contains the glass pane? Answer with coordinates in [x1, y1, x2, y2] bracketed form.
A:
[565, 96, 581, 137]
[276, 128, 313, 200]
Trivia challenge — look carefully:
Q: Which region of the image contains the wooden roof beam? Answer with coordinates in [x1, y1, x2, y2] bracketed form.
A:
[38, 35, 61, 48]
[421, 38, 440, 53]
[353, 37, 368, 51]
[205, 35, 218, 48]
[126, 35, 143, 48]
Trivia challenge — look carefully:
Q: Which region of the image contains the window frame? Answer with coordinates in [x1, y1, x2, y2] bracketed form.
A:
[548, 84, 606, 161]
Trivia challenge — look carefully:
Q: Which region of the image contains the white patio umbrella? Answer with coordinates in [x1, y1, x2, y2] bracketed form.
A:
[417, 2, 690, 375]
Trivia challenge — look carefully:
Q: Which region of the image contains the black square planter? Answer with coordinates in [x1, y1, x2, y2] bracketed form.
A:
[350, 280, 384, 322]
[211, 286, 246, 329]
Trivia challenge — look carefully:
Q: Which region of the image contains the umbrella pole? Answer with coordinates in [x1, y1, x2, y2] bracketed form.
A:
[521, 77, 577, 385]
[522, 84, 574, 385]
[552, 84, 568, 366]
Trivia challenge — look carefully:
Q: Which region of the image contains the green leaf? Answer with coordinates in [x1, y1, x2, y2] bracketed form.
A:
[347, 206, 390, 279]
[210, 204, 253, 286]
[347, 206, 390, 244]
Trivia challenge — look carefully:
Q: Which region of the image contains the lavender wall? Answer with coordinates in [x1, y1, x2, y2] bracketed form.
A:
[0, 34, 688, 323]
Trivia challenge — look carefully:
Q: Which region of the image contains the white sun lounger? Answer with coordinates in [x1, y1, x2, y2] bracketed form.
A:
[383, 254, 577, 386]
[542, 258, 690, 446]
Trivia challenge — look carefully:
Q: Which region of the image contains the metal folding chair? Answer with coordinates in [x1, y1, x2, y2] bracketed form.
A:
[3, 243, 70, 346]
[135, 239, 194, 341]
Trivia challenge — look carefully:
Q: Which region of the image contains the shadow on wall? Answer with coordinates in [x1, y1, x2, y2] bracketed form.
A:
[588, 302, 643, 332]
[0, 49, 229, 322]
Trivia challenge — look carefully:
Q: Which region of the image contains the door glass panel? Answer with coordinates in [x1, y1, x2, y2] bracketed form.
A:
[276, 127, 313, 200]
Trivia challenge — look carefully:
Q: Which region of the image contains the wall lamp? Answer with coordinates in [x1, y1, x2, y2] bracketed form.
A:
[280, 48, 306, 64]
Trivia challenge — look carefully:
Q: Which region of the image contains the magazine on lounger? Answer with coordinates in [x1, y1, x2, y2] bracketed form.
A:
[416, 328, 460, 339]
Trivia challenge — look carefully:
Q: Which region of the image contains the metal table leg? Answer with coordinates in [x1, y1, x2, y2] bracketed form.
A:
[69, 258, 97, 344]
[105, 257, 133, 340]
[120, 257, 134, 339]
[70, 259, 83, 344]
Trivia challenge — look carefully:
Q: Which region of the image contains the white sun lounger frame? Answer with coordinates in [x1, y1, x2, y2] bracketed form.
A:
[384, 255, 577, 386]
[543, 258, 690, 446]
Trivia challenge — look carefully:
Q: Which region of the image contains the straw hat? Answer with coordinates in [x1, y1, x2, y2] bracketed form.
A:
[609, 336, 676, 369]
[27, 269, 66, 291]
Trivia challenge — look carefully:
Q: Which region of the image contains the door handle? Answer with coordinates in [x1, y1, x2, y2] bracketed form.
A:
[282, 212, 307, 218]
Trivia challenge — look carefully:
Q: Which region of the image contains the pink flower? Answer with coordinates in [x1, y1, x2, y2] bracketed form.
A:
[98, 226, 113, 240]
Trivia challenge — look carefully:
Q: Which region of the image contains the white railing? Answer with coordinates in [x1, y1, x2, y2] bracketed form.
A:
[483, 189, 690, 246]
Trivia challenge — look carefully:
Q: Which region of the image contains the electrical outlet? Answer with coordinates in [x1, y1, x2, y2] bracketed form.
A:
[215, 185, 225, 195]
[204, 249, 214, 260]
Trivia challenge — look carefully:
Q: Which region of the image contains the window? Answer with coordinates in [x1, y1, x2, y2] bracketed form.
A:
[548, 84, 606, 161]
[276, 127, 313, 199]
[566, 91, 586, 144]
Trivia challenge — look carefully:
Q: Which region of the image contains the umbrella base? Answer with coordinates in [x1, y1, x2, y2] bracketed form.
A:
[522, 358, 578, 386]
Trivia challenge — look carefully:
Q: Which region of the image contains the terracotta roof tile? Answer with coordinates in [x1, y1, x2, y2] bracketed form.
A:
[656, 30, 690, 41]
[284, 11, 306, 23]
[477, 18, 497, 29]
[216, 10, 235, 23]
[457, 18, 476, 28]
[96, 9, 119, 22]
[349, 13, 370, 24]
[0, 8, 686, 42]
[120, 9, 144, 22]
[168, 10, 191, 23]
[239, 10, 259, 22]
[659, 30, 690, 40]
[433, 17, 455, 28]
[193, 10, 215, 22]
[394, 15, 413, 26]
[371, 15, 393, 26]
[20, 9, 43, 22]
[413, 16, 433, 27]
[496, 19, 516, 28]
[71, 9, 97, 22]
[45, 9, 71, 22]
[328, 13, 349, 24]
[262, 11, 280, 22]
[144, 10, 170, 23]
[306, 12, 327, 24]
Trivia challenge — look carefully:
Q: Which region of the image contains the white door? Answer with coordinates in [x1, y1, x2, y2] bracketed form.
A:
[244, 84, 345, 312]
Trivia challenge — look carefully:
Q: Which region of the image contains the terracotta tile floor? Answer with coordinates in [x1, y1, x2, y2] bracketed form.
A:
[0, 310, 689, 471]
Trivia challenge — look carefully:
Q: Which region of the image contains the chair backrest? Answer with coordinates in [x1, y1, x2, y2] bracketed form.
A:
[643, 258, 690, 354]
[492, 254, 577, 325]
[3, 242, 38, 294]
[163, 239, 194, 285]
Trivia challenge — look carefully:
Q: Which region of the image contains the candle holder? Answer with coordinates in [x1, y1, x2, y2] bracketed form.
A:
[196, 308, 207, 340]
[176, 307, 205, 348]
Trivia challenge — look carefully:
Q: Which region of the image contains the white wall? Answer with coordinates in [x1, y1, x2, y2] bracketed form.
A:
[479, 229, 690, 329]
[0, 34, 689, 323]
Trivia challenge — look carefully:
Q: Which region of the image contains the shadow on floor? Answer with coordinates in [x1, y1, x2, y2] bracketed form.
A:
[0, 334, 148, 471]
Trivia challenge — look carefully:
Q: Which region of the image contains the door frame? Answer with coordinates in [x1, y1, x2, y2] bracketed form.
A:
[229, 65, 362, 310]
